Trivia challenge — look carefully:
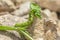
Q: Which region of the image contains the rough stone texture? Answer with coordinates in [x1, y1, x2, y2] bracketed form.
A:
[0, 0, 59, 40]
[41, 9, 58, 20]
[34, 0, 60, 12]
[0, 0, 16, 12]
[0, 31, 20, 40]
[0, 12, 27, 40]
[17, 0, 60, 12]
[27, 17, 44, 40]
[0, 0, 60, 12]
[28, 9, 58, 40]
[44, 19, 57, 40]
[12, 1, 30, 16]
[57, 20, 60, 40]
[0, 13, 27, 26]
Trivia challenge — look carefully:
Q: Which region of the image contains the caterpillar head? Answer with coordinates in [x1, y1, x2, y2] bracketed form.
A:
[30, 2, 42, 19]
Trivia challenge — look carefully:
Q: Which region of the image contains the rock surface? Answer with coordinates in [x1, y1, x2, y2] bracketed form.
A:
[0, 0, 16, 12]
[34, 0, 60, 12]
[16, 0, 60, 12]
[0, 0, 59, 40]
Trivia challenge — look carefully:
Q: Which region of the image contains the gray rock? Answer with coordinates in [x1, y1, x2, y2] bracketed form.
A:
[12, 1, 30, 16]
[0, 12, 27, 40]
[34, 0, 60, 12]
[0, 0, 16, 12]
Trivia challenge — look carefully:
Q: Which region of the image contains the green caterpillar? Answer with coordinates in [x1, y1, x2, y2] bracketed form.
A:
[0, 2, 41, 40]
[15, 2, 41, 28]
